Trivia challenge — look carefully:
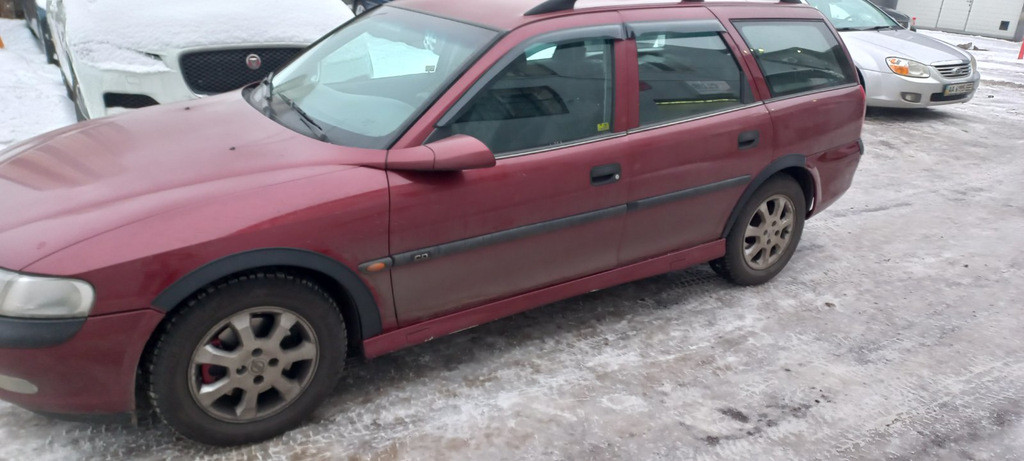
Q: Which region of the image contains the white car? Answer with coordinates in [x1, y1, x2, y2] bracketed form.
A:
[46, 0, 354, 120]
[803, 0, 980, 108]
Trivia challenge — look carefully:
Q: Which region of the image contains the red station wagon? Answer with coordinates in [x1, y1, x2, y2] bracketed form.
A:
[0, 0, 865, 445]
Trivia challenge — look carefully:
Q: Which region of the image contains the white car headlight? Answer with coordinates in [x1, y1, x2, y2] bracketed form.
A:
[886, 57, 930, 78]
[0, 269, 95, 318]
[969, 53, 977, 72]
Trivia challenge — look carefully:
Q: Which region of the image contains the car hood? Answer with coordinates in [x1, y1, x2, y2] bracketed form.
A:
[0, 92, 379, 271]
[840, 29, 971, 65]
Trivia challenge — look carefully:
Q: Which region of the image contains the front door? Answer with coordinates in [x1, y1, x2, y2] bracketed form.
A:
[388, 28, 630, 325]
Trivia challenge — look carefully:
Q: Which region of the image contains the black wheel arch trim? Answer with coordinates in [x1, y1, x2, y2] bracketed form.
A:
[0, 316, 86, 349]
[721, 154, 812, 239]
[151, 248, 383, 339]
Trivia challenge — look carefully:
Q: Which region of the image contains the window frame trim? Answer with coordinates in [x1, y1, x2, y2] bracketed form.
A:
[627, 101, 765, 135]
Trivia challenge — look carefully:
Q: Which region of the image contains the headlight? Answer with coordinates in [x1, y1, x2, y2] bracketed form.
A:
[886, 57, 930, 78]
[969, 53, 977, 72]
[0, 269, 95, 318]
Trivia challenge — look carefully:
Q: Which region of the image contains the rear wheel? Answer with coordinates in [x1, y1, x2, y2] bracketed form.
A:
[711, 175, 806, 285]
[147, 272, 346, 446]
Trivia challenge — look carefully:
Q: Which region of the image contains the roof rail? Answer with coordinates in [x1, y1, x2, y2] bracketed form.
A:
[524, 0, 576, 16]
[524, 0, 801, 16]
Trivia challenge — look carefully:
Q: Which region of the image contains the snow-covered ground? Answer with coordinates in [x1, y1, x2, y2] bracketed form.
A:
[0, 19, 75, 150]
[2, 17, 1024, 460]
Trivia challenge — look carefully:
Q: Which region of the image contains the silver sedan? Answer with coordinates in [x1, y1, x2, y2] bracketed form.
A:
[806, 0, 980, 108]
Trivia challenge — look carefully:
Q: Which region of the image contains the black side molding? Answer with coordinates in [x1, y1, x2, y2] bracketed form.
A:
[0, 316, 85, 349]
[377, 175, 750, 270]
[628, 176, 750, 212]
[391, 205, 628, 268]
[152, 248, 383, 339]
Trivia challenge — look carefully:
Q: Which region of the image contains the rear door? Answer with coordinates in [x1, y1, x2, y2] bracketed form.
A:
[616, 7, 775, 264]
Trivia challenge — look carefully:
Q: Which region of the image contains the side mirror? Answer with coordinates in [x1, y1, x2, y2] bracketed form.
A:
[387, 135, 496, 172]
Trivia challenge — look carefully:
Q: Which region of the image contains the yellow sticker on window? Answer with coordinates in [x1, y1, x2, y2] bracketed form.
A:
[597, 122, 610, 132]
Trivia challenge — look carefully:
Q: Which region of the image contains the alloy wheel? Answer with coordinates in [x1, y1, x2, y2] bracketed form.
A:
[188, 307, 319, 423]
[742, 194, 796, 271]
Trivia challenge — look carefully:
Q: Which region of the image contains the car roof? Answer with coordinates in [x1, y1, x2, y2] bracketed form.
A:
[394, 0, 809, 31]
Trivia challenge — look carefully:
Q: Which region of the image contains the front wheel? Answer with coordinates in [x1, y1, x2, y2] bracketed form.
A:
[147, 272, 347, 446]
[711, 175, 806, 285]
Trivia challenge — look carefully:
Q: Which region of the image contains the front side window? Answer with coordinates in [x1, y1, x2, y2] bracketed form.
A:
[261, 7, 497, 149]
[635, 31, 746, 126]
[432, 38, 615, 156]
[734, 20, 857, 98]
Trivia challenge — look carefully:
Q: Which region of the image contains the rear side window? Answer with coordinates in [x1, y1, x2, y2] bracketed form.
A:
[733, 20, 856, 97]
[635, 31, 747, 126]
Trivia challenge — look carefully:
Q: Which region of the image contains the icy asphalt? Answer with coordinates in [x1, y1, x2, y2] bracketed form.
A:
[2, 20, 1024, 460]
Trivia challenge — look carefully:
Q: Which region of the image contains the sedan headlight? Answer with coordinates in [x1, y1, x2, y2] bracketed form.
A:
[886, 57, 930, 78]
[0, 269, 95, 318]
[969, 53, 977, 72]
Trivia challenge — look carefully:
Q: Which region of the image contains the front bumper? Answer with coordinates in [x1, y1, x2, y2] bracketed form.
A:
[861, 67, 981, 109]
[74, 60, 193, 120]
[0, 309, 164, 416]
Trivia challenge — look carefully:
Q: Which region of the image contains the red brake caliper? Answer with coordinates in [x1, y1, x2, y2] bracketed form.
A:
[200, 338, 224, 384]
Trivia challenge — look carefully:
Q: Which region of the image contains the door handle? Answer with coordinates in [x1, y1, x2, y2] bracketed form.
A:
[590, 163, 621, 186]
[738, 130, 760, 150]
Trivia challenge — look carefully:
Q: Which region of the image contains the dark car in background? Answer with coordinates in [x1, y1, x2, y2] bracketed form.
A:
[867, 0, 914, 29]
[15, 0, 56, 63]
[351, 0, 390, 15]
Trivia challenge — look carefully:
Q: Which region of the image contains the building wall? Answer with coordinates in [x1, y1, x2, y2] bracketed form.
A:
[897, 0, 1024, 41]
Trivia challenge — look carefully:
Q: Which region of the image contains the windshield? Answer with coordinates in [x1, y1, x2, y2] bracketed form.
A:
[263, 7, 497, 149]
[806, 0, 900, 30]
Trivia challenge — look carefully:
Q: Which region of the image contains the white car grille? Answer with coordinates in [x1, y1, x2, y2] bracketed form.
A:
[934, 62, 972, 79]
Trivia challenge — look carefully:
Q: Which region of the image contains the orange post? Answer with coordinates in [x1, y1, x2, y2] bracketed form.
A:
[1019, 40, 1023, 60]
[0, 34, 5, 49]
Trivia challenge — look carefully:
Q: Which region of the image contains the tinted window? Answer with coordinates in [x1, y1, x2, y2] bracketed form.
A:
[635, 31, 746, 126]
[433, 39, 615, 155]
[734, 21, 857, 97]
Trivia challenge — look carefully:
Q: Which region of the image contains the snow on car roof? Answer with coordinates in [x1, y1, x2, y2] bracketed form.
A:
[62, 0, 354, 71]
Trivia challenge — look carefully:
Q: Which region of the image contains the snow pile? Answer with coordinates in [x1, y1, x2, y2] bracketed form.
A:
[62, 0, 354, 70]
[0, 19, 76, 151]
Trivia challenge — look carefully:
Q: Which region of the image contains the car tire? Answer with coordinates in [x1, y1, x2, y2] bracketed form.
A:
[711, 175, 806, 286]
[147, 272, 347, 446]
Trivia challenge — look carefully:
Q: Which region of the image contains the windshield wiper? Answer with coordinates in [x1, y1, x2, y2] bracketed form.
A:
[279, 94, 328, 142]
[837, 25, 898, 31]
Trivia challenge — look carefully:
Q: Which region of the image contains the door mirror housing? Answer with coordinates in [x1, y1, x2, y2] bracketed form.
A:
[387, 135, 496, 172]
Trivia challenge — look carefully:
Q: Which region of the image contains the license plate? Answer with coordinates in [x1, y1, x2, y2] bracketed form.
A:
[943, 82, 974, 96]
